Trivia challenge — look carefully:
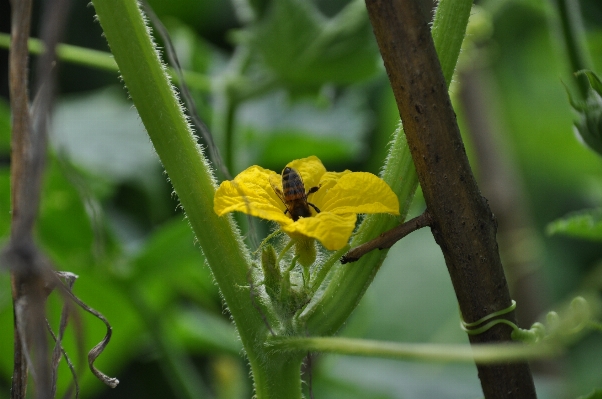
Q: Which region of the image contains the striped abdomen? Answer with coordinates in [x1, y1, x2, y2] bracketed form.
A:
[282, 167, 312, 221]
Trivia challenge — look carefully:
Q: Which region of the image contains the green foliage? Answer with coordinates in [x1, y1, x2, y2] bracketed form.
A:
[567, 70, 602, 157]
[236, 89, 369, 170]
[240, 0, 378, 94]
[547, 208, 602, 241]
[0, 100, 10, 155]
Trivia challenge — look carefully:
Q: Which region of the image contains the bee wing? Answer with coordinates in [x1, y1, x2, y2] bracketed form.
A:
[290, 167, 320, 196]
[269, 173, 286, 205]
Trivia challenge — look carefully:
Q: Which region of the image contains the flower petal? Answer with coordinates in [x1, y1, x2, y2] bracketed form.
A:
[214, 165, 291, 225]
[310, 170, 352, 208]
[319, 172, 400, 215]
[286, 156, 326, 190]
[282, 212, 357, 250]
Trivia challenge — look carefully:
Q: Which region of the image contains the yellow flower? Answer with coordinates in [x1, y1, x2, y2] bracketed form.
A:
[213, 156, 399, 250]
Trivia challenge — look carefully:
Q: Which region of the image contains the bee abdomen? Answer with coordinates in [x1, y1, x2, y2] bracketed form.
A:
[282, 167, 306, 200]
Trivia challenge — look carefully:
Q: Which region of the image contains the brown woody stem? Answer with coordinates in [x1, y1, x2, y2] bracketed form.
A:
[341, 211, 432, 264]
[364, 0, 536, 397]
[7, 0, 77, 397]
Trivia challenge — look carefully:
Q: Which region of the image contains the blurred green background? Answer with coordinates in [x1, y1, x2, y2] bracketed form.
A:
[0, 0, 602, 398]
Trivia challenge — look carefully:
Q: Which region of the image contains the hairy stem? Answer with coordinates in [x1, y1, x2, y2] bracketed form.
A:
[269, 336, 557, 363]
[89, 0, 285, 396]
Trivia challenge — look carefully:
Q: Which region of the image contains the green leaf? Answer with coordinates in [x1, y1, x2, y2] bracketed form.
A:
[51, 88, 160, 186]
[547, 208, 602, 241]
[257, 133, 359, 167]
[0, 98, 11, 155]
[0, 170, 10, 239]
[244, 0, 378, 92]
[578, 70, 602, 95]
[37, 158, 97, 269]
[237, 89, 369, 168]
[130, 218, 219, 309]
[172, 307, 241, 355]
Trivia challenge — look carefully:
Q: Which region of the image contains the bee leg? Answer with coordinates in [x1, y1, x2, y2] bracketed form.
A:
[307, 186, 320, 195]
[284, 209, 289, 215]
[308, 203, 320, 214]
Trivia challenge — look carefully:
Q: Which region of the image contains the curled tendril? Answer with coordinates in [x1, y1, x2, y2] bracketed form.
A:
[460, 297, 598, 345]
[54, 272, 119, 388]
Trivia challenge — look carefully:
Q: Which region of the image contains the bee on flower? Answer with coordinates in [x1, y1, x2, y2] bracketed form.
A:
[213, 156, 400, 252]
[271, 166, 321, 221]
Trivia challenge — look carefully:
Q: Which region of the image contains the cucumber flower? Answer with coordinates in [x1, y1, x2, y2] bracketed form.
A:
[213, 156, 399, 251]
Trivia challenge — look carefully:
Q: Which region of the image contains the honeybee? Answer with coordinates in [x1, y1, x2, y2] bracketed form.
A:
[271, 167, 320, 221]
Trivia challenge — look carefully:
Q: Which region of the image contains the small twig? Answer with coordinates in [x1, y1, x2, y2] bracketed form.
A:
[6, 244, 56, 399]
[8, 0, 49, 397]
[341, 211, 432, 264]
[9, 0, 34, 243]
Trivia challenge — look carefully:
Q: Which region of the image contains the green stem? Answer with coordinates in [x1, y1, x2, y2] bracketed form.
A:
[0, 32, 210, 92]
[431, 0, 472, 87]
[309, 245, 349, 294]
[89, 0, 279, 396]
[268, 337, 559, 363]
[252, 354, 304, 399]
[553, 0, 591, 100]
[302, 0, 472, 336]
[0, 32, 118, 72]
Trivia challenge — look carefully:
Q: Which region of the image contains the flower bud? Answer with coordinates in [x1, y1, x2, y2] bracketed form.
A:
[261, 244, 281, 301]
[293, 236, 316, 267]
[568, 70, 602, 157]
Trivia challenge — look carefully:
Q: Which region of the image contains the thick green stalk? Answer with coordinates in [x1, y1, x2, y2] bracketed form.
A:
[252, 354, 304, 399]
[89, 0, 286, 396]
[431, 0, 472, 86]
[303, 0, 472, 335]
